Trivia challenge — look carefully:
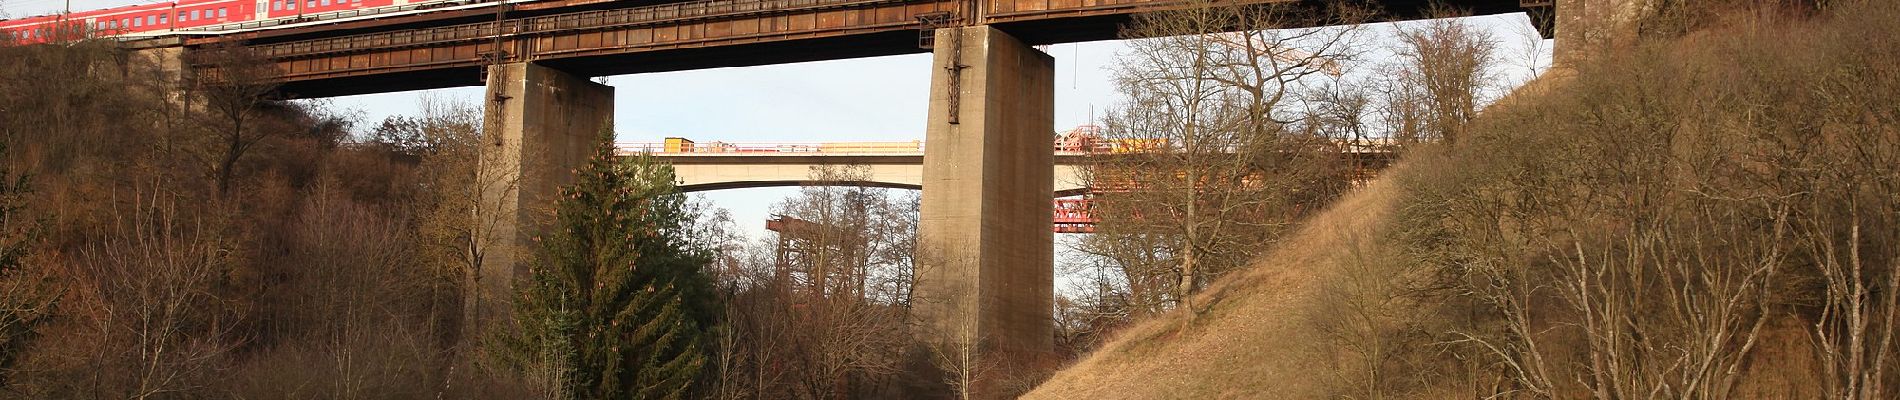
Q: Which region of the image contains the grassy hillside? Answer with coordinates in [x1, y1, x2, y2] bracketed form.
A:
[1029, 173, 1403, 399]
[1031, 2, 1900, 398]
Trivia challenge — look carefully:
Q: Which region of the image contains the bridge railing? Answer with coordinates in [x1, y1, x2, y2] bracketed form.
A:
[616, 137, 1405, 156]
[617, 141, 927, 155]
[616, 140, 1132, 156]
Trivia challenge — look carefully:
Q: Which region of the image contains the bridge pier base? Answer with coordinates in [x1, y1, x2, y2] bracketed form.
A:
[1554, 0, 1651, 65]
[915, 25, 1055, 398]
[479, 62, 614, 325]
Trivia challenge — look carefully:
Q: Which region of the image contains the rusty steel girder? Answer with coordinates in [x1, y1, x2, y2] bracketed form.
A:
[188, 0, 1526, 97]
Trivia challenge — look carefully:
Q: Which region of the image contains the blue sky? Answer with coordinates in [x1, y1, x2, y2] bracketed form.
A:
[308, 40, 1132, 247]
[7, 0, 1551, 288]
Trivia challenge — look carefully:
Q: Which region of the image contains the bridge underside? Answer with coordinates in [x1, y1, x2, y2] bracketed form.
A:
[168, 0, 1541, 98]
[678, 179, 921, 192]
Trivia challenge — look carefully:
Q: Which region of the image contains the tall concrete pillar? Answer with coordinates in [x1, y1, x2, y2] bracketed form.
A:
[129, 43, 187, 110]
[1555, 0, 1653, 65]
[480, 62, 613, 320]
[914, 25, 1055, 395]
[130, 46, 185, 88]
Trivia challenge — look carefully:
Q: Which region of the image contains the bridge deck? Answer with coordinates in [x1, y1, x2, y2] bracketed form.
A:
[152, 0, 1535, 97]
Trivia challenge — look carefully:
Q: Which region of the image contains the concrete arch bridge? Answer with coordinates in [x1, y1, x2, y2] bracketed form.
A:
[621, 139, 1093, 196]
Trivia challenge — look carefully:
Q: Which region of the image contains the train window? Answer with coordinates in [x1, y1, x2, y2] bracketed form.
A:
[287, 1, 295, 10]
[218, 8, 227, 18]
[272, 1, 281, 11]
[306, 0, 315, 9]
[133, 18, 142, 27]
[321, 0, 330, 7]
[159, 15, 167, 24]
[147, 15, 156, 25]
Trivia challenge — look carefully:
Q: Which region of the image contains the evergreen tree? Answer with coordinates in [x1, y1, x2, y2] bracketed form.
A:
[0, 140, 48, 387]
[509, 128, 718, 400]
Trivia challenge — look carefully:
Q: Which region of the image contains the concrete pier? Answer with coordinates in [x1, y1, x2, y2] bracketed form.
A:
[479, 62, 613, 317]
[914, 25, 1056, 396]
[1555, 0, 1652, 65]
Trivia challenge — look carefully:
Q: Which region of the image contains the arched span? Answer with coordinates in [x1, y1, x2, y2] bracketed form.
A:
[664, 161, 1086, 196]
[1053, 187, 1091, 198]
[679, 180, 1090, 198]
[677, 180, 921, 193]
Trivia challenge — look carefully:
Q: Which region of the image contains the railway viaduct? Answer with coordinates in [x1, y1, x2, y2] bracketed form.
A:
[118, 0, 1643, 394]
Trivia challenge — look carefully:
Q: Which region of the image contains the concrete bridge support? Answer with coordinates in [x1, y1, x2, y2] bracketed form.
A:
[479, 62, 614, 321]
[1555, 0, 1653, 65]
[130, 46, 185, 90]
[914, 25, 1055, 396]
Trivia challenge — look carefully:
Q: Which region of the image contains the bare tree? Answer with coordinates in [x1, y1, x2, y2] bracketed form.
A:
[929, 295, 990, 400]
[190, 41, 283, 196]
[1052, 258, 1132, 357]
[391, 98, 520, 345]
[1082, 1, 1366, 321]
[711, 165, 921, 399]
[1382, 7, 1497, 145]
[56, 183, 240, 398]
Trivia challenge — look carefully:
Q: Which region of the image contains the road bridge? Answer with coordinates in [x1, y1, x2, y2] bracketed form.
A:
[623, 138, 1098, 234]
[620, 139, 1093, 195]
[619, 136, 1397, 234]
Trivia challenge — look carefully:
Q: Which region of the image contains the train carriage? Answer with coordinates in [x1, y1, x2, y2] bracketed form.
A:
[2, 0, 471, 44]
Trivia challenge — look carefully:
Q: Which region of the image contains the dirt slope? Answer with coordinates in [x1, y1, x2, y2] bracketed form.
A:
[1026, 175, 1401, 399]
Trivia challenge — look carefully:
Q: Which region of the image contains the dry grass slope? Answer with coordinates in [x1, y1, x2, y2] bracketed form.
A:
[1029, 3, 1900, 397]
[1027, 174, 1402, 400]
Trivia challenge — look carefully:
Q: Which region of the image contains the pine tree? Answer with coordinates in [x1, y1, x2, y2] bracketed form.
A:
[509, 128, 718, 400]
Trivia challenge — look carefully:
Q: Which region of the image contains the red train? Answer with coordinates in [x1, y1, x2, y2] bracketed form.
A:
[2, 0, 511, 44]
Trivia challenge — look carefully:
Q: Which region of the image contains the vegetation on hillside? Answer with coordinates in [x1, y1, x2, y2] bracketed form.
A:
[0, 36, 517, 396]
[1078, 1, 1364, 325]
[0, 30, 953, 397]
[1396, 1, 1900, 397]
[1036, 1, 1900, 399]
[1059, 0, 1503, 356]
